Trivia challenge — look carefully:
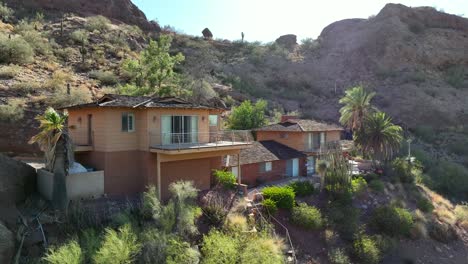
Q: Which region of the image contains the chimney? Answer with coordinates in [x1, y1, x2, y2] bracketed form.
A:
[281, 115, 298, 122]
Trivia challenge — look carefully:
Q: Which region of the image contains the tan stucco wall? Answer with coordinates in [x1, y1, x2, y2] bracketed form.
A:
[256, 130, 342, 152]
[37, 169, 104, 200]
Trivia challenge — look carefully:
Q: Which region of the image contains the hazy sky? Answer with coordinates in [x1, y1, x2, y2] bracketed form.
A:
[133, 0, 468, 43]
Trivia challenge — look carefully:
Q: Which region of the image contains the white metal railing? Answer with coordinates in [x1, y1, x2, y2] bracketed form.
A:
[149, 130, 253, 149]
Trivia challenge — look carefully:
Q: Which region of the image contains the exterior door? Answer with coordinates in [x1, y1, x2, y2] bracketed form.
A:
[292, 158, 299, 177]
[307, 156, 315, 175]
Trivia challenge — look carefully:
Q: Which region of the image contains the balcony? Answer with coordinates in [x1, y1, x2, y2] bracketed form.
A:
[72, 131, 94, 152]
[149, 130, 253, 153]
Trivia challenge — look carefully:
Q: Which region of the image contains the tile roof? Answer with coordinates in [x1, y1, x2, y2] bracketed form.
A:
[224, 140, 306, 166]
[255, 119, 343, 132]
[61, 94, 224, 110]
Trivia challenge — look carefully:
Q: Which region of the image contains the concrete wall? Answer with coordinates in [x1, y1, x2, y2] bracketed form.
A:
[37, 169, 104, 200]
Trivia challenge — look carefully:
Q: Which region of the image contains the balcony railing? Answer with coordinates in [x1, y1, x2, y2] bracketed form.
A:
[149, 130, 253, 150]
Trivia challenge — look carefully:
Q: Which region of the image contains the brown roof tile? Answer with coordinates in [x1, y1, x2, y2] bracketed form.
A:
[255, 119, 343, 132]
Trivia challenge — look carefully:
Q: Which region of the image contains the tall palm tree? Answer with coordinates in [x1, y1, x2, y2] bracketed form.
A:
[354, 112, 403, 163]
[339, 86, 376, 132]
[29, 107, 73, 210]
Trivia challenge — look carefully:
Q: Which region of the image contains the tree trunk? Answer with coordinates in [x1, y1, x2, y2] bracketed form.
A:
[52, 136, 69, 211]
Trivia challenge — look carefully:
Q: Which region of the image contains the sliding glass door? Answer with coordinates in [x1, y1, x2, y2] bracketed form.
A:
[161, 115, 199, 144]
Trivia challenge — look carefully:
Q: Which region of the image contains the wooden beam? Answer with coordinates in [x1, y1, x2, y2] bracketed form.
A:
[156, 152, 161, 200]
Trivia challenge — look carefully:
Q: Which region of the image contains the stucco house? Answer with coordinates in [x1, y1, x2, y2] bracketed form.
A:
[224, 140, 306, 187]
[63, 94, 251, 200]
[254, 116, 344, 175]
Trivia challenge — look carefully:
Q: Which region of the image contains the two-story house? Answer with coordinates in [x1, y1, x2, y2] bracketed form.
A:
[64, 94, 251, 200]
[253, 116, 343, 176]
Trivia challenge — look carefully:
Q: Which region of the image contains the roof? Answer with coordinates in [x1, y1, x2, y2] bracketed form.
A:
[224, 140, 306, 166]
[255, 119, 343, 132]
[61, 94, 224, 111]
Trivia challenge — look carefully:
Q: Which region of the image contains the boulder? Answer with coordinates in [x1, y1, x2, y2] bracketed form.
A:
[0, 221, 14, 264]
[275, 34, 297, 49]
[0, 154, 36, 207]
[202, 28, 213, 39]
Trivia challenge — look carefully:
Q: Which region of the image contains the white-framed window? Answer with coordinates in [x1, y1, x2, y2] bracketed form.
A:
[209, 114, 218, 126]
[260, 161, 272, 172]
[122, 113, 135, 132]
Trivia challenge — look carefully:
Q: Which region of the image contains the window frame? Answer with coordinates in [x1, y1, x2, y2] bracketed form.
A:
[122, 112, 135, 133]
[260, 161, 273, 172]
[208, 114, 218, 127]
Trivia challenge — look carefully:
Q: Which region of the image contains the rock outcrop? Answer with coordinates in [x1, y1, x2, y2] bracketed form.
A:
[202, 28, 213, 39]
[4, 0, 160, 31]
[275, 34, 297, 49]
[0, 154, 36, 206]
[0, 222, 14, 264]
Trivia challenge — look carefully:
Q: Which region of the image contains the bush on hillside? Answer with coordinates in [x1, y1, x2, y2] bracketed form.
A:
[0, 98, 25, 122]
[89, 70, 119, 86]
[239, 236, 284, 264]
[165, 237, 200, 264]
[43, 239, 83, 264]
[0, 3, 14, 21]
[93, 224, 141, 264]
[262, 186, 295, 209]
[369, 179, 384, 192]
[0, 65, 19, 79]
[291, 203, 324, 230]
[328, 248, 350, 264]
[11, 80, 42, 94]
[85, 16, 111, 32]
[328, 201, 360, 241]
[351, 176, 368, 196]
[262, 198, 278, 215]
[79, 229, 101, 263]
[352, 234, 381, 264]
[201, 230, 239, 264]
[0, 33, 34, 64]
[20, 29, 52, 56]
[45, 70, 72, 91]
[428, 221, 458, 243]
[391, 157, 422, 184]
[288, 180, 315, 196]
[213, 169, 236, 189]
[49, 86, 92, 108]
[417, 197, 434, 213]
[370, 205, 414, 237]
[70, 30, 89, 45]
[425, 160, 468, 201]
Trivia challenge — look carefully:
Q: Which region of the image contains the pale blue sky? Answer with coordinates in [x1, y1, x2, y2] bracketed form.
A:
[133, 0, 468, 42]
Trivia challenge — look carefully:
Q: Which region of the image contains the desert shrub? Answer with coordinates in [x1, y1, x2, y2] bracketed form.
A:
[201, 191, 230, 226]
[454, 204, 468, 223]
[291, 203, 323, 230]
[89, 70, 119, 86]
[213, 169, 236, 189]
[141, 185, 161, 221]
[79, 229, 101, 263]
[0, 65, 19, 79]
[0, 98, 25, 122]
[328, 200, 360, 241]
[224, 214, 249, 232]
[93, 224, 141, 264]
[369, 179, 384, 192]
[0, 3, 14, 21]
[111, 210, 138, 229]
[54, 47, 75, 62]
[428, 221, 458, 243]
[300, 37, 320, 52]
[0, 33, 34, 64]
[11, 80, 42, 94]
[85, 16, 111, 32]
[139, 229, 168, 264]
[262, 198, 278, 215]
[425, 160, 468, 200]
[288, 180, 315, 196]
[413, 125, 435, 142]
[351, 176, 368, 195]
[239, 236, 284, 264]
[391, 157, 422, 183]
[370, 205, 414, 237]
[166, 237, 200, 264]
[167, 181, 201, 238]
[417, 197, 434, 213]
[45, 70, 72, 91]
[352, 234, 381, 264]
[43, 240, 83, 264]
[445, 65, 465, 88]
[70, 29, 89, 45]
[201, 230, 239, 264]
[49, 86, 92, 108]
[328, 248, 350, 264]
[262, 186, 295, 209]
[20, 29, 52, 56]
[410, 221, 428, 239]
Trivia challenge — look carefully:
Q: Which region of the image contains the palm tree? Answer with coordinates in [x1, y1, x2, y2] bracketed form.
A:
[339, 86, 376, 132]
[354, 112, 403, 163]
[29, 107, 73, 210]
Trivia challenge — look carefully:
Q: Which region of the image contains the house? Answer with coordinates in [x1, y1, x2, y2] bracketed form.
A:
[254, 116, 343, 175]
[224, 141, 306, 187]
[63, 94, 252, 200]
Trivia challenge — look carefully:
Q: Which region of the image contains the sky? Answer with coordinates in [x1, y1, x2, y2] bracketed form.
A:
[133, 0, 468, 43]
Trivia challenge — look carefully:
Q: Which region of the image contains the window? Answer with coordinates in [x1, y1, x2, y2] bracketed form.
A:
[121, 113, 135, 132]
[260, 161, 272, 172]
[209, 115, 218, 126]
[161, 115, 199, 144]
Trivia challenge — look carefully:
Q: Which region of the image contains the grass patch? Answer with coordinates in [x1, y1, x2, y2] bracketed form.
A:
[0, 65, 19, 79]
[89, 70, 119, 86]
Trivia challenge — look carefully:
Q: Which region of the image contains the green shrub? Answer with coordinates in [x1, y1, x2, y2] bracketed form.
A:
[445, 65, 465, 88]
[0, 65, 19, 79]
[425, 160, 468, 200]
[262, 186, 295, 209]
[328, 248, 350, 264]
[139, 229, 168, 264]
[70, 30, 89, 45]
[454, 204, 468, 223]
[0, 3, 14, 21]
[428, 221, 458, 243]
[391, 157, 422, 184]
[85, 16, 111, 32]
[239, 236, 284, 264]
[351, 176, 368, 195]
[54, 47, 75, 62]
[291, 202, 323, 230]
[370, 205, 414, 237]
[328, 200, 360, 241]
[11, 80, 42, 94]
[353, 234, 381, 264]
[93, 224, 141, 264]
[262, 198, 278, 215]
[201, 230, 239, 264]
[417, 197, 434, 213]
[213, 169, 236, 189]
[0, 98, 25, 122]
[89, 70, 119, 86]
[369, 179, 384, 192]
[413, 125, 435, 142]
[49, 86, 92, 108]
[0, 33, 34, 64]
[166, 237, 200, 264]
[43, 240, 83, 264]
[79, 229, 101, 263]
[20, 30, 52, 56]
[288, 180, 315, 196]
[141, 185, 161, 221]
